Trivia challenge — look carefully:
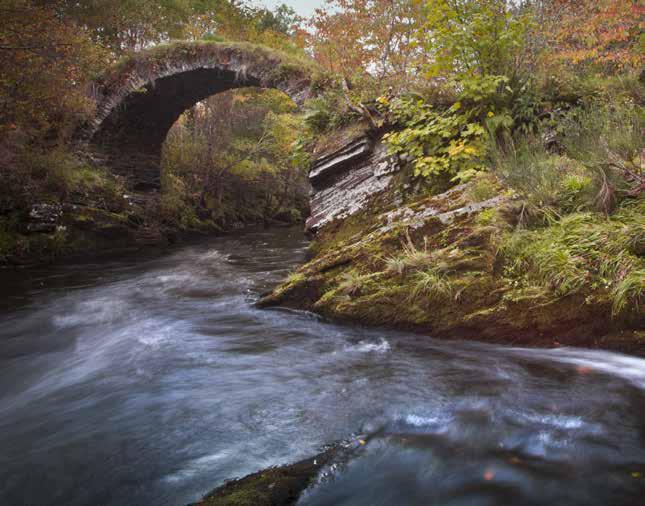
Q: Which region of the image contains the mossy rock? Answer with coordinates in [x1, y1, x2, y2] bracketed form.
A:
[194, 447, 337, 506]
[261, 177, 644, 353]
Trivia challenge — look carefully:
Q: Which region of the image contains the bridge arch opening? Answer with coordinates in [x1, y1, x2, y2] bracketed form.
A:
[84, 42, 313, 190]
[159, 86, 309, 227]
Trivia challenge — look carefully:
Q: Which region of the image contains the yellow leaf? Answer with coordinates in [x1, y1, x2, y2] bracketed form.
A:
[447, 140, 466, 156]
[487, 111, 495, 118]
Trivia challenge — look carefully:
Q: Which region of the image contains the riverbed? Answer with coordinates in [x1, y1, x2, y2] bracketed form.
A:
[1, 227, 644, 505]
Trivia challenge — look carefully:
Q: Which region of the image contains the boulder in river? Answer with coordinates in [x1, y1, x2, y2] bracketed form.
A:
[192, 446, 338, 506]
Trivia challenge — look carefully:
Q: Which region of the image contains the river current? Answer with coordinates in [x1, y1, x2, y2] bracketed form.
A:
[0, 227, 644, 505]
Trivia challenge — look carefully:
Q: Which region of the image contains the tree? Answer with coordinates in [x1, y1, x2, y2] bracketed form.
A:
[55, 1, 304, 55]
[309, 0, 426, 90]
[538, 0, 643, 72]
[179, 1, 306, 55]
[420, 0, 532, 82]
[0, 0, 104, 140]
[255, 4, 302, 36]
[56, 0, 193, 53]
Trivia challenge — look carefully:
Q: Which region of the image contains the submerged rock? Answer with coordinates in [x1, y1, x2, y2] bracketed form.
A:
[192, 447, 338, 506]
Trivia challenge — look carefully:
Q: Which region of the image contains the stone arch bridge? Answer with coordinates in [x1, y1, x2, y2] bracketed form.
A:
[81, 42, 315, 190]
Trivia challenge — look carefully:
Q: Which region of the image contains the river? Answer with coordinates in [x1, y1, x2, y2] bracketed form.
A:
[0, 227, 644, 505]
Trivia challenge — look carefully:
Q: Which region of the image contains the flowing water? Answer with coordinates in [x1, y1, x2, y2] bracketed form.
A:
[0, 227, 644, 506]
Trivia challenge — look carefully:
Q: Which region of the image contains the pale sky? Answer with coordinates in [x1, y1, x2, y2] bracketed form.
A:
[255, 0, 328, 18]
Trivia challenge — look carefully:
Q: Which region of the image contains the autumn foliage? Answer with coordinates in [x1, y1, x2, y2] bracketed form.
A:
[540, 0, 644, 71]
[309, 0, 426, 88]
[0, 1, 104, 141]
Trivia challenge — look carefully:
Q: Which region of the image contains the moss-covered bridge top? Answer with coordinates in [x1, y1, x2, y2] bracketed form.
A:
[85, 41, 319, 153]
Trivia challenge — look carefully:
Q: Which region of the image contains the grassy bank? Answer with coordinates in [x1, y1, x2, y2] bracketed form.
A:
[262, 75, 644, 352]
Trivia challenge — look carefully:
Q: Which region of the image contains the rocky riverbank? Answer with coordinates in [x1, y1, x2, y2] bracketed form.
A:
[1, 188, 208, 265]
[260, 132, 645, 354]
[0, 151, 308, 265]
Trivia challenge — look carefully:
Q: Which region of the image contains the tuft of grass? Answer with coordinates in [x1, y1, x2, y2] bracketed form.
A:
[501, 233, 587, 297]
[558, 173, 594, 213]
[286, 272, 305, 285]
[385, 234, 434, 275]
[411, 269, 453, 302]
[612, 268, 644, 317]
[384, 255, 407, 275]
[338, 270, 365, 297]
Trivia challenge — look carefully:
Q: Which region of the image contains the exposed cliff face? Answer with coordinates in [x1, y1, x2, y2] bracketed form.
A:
[262, 133, 645, 354]
[306, 135, 401, 233]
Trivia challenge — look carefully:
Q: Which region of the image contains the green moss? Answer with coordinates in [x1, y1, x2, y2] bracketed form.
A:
[262, 174, 642, 348]
[465, 172, 500, 202]
[475, 208, 498, 226]
[201, 474, 275, 505]
[104, 40, 324, 91]
[198, 447, 338, 506]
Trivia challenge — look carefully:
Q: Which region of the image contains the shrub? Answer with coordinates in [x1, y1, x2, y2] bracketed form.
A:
[383, 96, 488, 184]
[159, 172, 199, 228]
